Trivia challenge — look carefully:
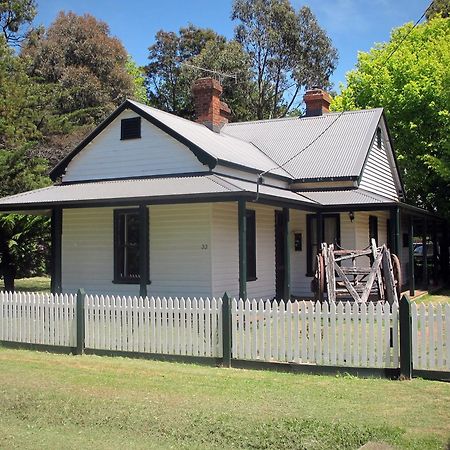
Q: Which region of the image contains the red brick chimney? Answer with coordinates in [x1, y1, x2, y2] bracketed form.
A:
[303, 87, 332, 117]
[192, 77, 231, 132]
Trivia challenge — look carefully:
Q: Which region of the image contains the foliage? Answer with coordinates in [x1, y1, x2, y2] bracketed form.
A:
[146, 24, 225, 117]
[0, 349, 449, 449]
[126, 56, 148, 104]
[332, 17, 450, 218]
[22, 11, 134, 119]
[232, 0, 338, 119]
[0, 0, 36, 45]
[184, 39, 254, 121]
[0, 36, 41, 148]
[426, 0, 450, 20]
[0, 214, 50, 280]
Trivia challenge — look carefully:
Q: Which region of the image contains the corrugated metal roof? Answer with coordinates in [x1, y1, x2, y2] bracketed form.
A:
[302, 188, 394, 205]
[0, 175, 318, 210]
[127, 100, 290, 178]
[221, 109, 383, 180]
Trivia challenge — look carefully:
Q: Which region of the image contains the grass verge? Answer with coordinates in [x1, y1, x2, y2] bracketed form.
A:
[0, 348, 449, 449]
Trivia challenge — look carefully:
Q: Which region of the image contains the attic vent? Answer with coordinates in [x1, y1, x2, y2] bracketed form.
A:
[121, 117, 141, 140]
[376, 127, 382, 149]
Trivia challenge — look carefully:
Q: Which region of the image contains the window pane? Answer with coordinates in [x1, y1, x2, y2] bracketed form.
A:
[126, 214, 140, 246]
[126, 247, 140, 279]
[324, 217, 338, 244]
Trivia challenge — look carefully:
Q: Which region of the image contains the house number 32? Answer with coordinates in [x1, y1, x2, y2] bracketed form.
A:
[201, 244, 208, 250]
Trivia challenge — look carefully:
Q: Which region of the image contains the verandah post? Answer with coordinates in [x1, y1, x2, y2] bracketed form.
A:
[399, 294, 412, 380]
[222, 292, 232, 368]
[50, 207, 63, 294]
[139, 204, 149, 298]
[76, 288, 86, 355]
[238, 199, 247, 300]
[282, 208, 291, 301]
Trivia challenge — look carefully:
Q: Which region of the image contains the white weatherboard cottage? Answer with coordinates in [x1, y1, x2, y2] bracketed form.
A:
[0, 79, 446, 299]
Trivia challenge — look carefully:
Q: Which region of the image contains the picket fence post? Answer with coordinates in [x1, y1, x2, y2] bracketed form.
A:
[222, 292, 232, 367]
[399, 294, 412, 379]
[76, 288, 86, 355]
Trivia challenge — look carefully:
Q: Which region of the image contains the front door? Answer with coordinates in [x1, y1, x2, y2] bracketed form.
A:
[275, 210, 286, 300]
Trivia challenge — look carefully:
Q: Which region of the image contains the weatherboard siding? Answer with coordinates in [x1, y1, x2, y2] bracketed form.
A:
[149, 203, 212, 298]
[359, 132, 398, 200]
[63, 110, 207, 182]
[211, 202, 277, 300]
[61, 204, 212, 297]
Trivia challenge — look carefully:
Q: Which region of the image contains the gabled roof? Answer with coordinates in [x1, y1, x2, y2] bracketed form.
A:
[49, 99, 291, 181]
[221, 108, 383, 181]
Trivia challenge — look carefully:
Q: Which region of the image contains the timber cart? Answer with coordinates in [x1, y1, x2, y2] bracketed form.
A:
[312, 239, 401, 304]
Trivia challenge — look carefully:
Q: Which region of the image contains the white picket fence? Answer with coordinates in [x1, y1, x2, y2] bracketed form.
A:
[85, 295, 223, 357]
[232, 299, 399, 368]
[412, 302, 450, 371]
[1, 290, 450, 374]
[0, 291, 76, 347]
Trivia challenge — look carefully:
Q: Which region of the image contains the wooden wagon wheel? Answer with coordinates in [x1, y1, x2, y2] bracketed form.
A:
[391, 253, 402, 299]
[316, 253, 325, 302]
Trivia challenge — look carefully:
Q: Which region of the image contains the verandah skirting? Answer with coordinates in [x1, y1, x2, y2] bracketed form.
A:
[0, 291, 449, 379]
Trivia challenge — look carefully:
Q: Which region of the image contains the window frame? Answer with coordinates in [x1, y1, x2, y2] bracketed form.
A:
[246, 209, 257, 281]
[120, 117, 141, 140]
[306, 213, 340, 276]
[113, 208, 149, 284]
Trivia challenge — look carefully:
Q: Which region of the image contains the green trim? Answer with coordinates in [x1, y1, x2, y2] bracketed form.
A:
[238, 199, 247, 300]
[139, 205, 149, 297]
[230, 359, 400, 379]
[399, 295, 412, 380]
[84, 348, 222, 366]
[282, 208, 291, 301]
[222, 293, 232, 368]
[413, 369, 450, 382]
[50, 207, 62, 294]
[409, 217, 415, 296]
[0, 341, 75, 354]
[76, 289, 86, 355]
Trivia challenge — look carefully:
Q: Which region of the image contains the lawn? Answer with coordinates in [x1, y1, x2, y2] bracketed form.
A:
[0, 276, 50, 293]
[0, 348, 449, 449]
[414, 289, 450, 305]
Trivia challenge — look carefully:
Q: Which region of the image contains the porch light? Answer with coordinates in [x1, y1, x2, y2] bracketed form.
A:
[348, 211, 355, 223]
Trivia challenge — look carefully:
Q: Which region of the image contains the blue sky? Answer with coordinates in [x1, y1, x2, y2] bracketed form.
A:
[35, 0, 430, 91]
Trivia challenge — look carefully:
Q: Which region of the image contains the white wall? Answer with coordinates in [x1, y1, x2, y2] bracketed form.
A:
[211, 202, 277, 300]
[62, 204, 212, 297]
[359, 125, 399, 200]
[150, 204, 212, 297]
[63, 110, 207, 182]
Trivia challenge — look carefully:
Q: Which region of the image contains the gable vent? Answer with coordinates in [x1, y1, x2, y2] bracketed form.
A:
[121, 117, 141, 140]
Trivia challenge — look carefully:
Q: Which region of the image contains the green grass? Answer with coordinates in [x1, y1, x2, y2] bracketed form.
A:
[0, 276, 50, 293]
[0, 348, 449, 449]
[414, 289, 450, 305]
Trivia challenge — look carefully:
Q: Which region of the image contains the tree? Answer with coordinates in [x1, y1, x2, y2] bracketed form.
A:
[232, 0, 338, 119]
[426, 0, 449, 20]
[0, 0, 36, 45]
[126, 56, 148, 104]
[22, 12, 134, 119]
[146, 24, 224, 117]
[0, 146, 51, 292]
[333, 17, 450, 218]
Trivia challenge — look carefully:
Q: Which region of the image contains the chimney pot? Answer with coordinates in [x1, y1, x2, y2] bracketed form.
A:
[303, 88, 332, 117]
[192, 77, 230, 131]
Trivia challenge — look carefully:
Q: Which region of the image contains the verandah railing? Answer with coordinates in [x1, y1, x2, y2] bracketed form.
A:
[0, 290, 449, 378]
